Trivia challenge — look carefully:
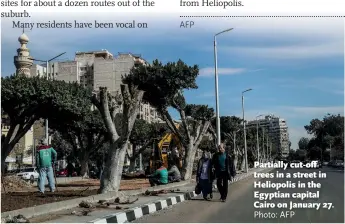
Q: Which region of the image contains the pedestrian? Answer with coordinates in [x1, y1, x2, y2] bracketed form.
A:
[212, 143, 236, 202]
[36, 138, 57, 193]
[196, 151, 214, 200]
[168, 158, 181, 183]
[147, 160, 168, 186]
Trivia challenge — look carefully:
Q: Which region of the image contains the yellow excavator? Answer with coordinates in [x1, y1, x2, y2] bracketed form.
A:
[149, 124, 183, 173]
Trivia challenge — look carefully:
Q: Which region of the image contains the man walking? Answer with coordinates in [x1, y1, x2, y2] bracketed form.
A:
[36, 138, 57, 193]
[212, 143, 236, 202]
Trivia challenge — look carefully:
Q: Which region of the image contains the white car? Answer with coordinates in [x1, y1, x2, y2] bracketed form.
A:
[17, 167, 39, 183]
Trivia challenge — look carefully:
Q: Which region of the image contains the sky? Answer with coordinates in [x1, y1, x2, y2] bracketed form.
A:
[1, 14, 344, 149]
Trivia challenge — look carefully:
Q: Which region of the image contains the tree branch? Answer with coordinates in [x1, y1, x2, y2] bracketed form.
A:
[121, 84, 144, 140]
[9, 116, 37, 147]
[161, 108, 183, 142]
[208, 125, 217, 141]
[194, 121, 210, 148]
[98, 88, 118, 141]
[193, 120, 202, 142]
[178, 109, 191, 142]
[133, 139, 153, 158]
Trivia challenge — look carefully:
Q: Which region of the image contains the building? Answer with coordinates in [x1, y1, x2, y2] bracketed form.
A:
[1, 115, 35, 170]
[29, 64, 46, 77]
[41, 50, 161, 123]
[247, 115, 290, 158]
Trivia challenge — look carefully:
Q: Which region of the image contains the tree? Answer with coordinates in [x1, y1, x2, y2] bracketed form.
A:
[49, 110, 107, 177]
[1, 75, 91, 174]
[123, 59, 213, 180]
[304, 114, 344, 160]
[298, 137, 309, 150]
[198, 137, 216, 152]
[128, 119, 167, 172]
[92, 83, 144, 193]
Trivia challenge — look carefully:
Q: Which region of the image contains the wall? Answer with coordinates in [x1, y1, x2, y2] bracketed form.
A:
[55, 61, 79, 83]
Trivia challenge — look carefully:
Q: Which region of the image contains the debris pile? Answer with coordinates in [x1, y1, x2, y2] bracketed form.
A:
[114, 196, 139, 204]
[71, 209, 93, 216]
[143, 189, 168, 196]
[2, 214, 30, 223]
[79, 200, 95, 209]
[1, 176, 32, 192]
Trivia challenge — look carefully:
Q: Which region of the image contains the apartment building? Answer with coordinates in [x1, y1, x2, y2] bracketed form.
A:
[247, 115, 290, 158]
[33, 50, 161, 123]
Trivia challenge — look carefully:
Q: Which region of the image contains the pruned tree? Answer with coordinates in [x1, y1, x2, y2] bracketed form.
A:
[1, 75, 91, 174]
[123, 59, 213, 180]
[92, 83, 144, 193]
[49, 110, 108, 177]
[178, 103, 214, 180]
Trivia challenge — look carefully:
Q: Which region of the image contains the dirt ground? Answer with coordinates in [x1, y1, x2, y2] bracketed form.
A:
[1, 178, 151, 212]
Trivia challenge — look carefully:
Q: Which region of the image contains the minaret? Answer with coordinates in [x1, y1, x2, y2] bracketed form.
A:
[14, 31, 33, 76]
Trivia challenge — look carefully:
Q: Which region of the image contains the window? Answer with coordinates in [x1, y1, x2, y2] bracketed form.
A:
[23, 168, 35, 172]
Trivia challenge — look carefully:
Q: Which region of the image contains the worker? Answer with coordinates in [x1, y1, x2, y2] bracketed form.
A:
[168, 159, 181, 182]
[148, 160, 168, 186]
[196, 151, 213, 200]
[36, 138, 57, 193]
[212, 143, 236, 202]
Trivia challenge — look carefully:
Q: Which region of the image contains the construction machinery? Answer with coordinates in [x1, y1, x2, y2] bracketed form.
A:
[149, 124, 184, 173]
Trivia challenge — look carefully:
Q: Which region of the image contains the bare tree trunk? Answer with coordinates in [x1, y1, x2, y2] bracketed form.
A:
[80, 150, 90, 178]
[240, 149, 246, 171]
[128, 157, 136, 172]
[182, 143, 197, 180]
[98, 141, 127, 194]
[1, 144, 13, 175]
[233, 152, 238, 171]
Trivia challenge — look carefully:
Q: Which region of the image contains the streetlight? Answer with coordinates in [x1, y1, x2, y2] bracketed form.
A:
[256, 114, 264, 162]
[214, 28, 234, 145]
[30, 52, 66, 143]
[242, 88, 252, 173]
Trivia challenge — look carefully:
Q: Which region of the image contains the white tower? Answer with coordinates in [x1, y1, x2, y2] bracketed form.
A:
[14, 32, 33, 76]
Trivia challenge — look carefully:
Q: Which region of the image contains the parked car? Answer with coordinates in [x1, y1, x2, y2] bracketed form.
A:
[328, 160, 344, 168]
[17, 167, 39, 183]
[335, 160, 344, 168]
[56, 168, 77, 177]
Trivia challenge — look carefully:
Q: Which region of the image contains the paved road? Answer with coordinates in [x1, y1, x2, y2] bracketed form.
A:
[136, 167, 344, 223]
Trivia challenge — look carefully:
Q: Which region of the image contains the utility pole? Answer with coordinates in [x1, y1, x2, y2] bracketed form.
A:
[242, 88, 252, 173]
[214, 28, 234, 145]
[255, 115, 263, 162]
[30, 52, 66, 142]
